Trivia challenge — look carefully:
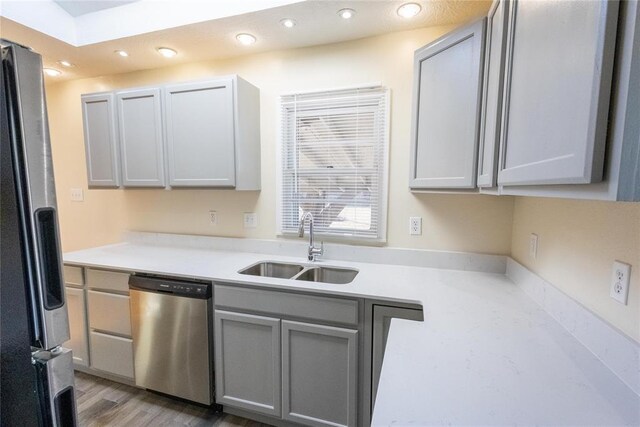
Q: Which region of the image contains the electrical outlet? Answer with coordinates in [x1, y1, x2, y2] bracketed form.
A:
[244, 212, 258, 229]
[610, 261, 631, 305]
[529, 233, 538, 259]
[209, 210, 218, 225]
[70, 188, 84, 202]
[409, 217, 422, 235]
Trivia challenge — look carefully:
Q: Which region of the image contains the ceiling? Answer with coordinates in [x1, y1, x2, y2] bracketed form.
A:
[0, 1, 490, 83]
[54, 0, 139, 17]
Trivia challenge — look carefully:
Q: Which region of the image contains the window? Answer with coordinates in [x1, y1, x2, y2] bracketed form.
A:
[278, 86, 389, 241]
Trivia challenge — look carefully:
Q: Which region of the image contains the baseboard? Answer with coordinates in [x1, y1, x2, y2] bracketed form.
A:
[223, 406, 300, 427]
[506, 258, 640, 396]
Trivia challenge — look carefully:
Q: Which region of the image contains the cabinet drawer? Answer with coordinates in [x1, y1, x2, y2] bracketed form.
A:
[64, 265, 84, 287]
[88, 290, 132, 336]
[90, 331, 134, 379]
[87, 268, 130, 293]
[214, 285, 359, 326]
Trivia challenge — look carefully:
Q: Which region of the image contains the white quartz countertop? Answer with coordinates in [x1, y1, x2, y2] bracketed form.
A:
[64, 241, 640, 426]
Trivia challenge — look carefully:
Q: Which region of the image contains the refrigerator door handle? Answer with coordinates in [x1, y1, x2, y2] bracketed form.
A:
[32, 348, 78, 427]
[35, 208, 65, 310]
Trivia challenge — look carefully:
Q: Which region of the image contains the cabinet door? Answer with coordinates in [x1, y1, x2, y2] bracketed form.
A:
[409, 19, 486, 189]
[477, 0, 509, 188]
[282, 320, 358, 427]
[64, 287, 89, 367]
[116, 88, 166, 187]
[164, 79, 236, 187]
[81, 93, 120, 187]
[498, 0, 619, 185]
[214, 310, 281, 417]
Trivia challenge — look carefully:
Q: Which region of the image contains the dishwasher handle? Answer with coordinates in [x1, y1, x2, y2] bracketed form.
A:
[128, 275, 211, 299]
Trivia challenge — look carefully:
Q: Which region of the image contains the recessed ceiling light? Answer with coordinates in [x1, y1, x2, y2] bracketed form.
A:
[337, 8, 356, 19]
[280, 18, 296, 28]
[115, 50, 129, 57]
[397, 3, 422, 18]
[236, 33, 257, 46]
[57, 60, 74, 68]
[157, 47, 177, 58]
[43, 68, 62, 77]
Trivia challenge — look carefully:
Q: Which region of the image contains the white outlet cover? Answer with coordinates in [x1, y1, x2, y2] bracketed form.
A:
[409, 217, 422, 236]
[610, 261, 631, 305]
[70, 188, 84, 202]
[209, 210, 218, 225]
[529, 233, 538, 259]
[244, 212, 258, 228]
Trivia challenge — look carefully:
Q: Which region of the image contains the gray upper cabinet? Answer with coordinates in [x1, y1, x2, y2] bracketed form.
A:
[282, 320, 358, 427]
[81, 75, 260, 190]
[409, 19, 486, 190]
[477, 0, 509, 188]
[81, 93, 120, 188]
[116, 88, 165, 187]
[497, 0, 619, 186]
[164, 76, 261, 189]
[214, 310, 281, 417]
[164, 79, 235, 187]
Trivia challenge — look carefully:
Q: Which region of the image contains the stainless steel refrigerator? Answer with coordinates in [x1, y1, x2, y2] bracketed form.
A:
[1, 40, 77, 426]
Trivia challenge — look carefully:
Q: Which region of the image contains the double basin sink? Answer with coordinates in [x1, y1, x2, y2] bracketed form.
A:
[239, 261, 358, 285]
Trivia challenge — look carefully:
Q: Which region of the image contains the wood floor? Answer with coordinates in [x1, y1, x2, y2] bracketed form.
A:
[74, 372, 272, 427]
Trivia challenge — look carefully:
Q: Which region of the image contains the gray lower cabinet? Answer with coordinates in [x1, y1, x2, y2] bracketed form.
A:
[409, 19, 486, 190]
[214, 284, 361, 426]
[477, 0, 509, 188]
[497, 0, 619, 186]
[81, 93, 120, 188]
[116, 88, 165, 187]
[86, 268, 135, 380]
[214, 310, 282, 417]
[282, 321, 358, 427]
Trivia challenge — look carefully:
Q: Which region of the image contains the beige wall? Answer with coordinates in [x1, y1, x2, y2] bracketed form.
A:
[511, 197, 640, 342]
[45, 25, 640, 343]
[47, 26, 515, 255]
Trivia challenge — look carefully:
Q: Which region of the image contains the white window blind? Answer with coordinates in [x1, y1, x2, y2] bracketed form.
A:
[278, 86, 389, 241]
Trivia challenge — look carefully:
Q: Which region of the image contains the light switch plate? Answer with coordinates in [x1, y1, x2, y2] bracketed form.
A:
[70, 188, 84, 202]
[244, 212, 258, 228]
[610, 261, 631, 305]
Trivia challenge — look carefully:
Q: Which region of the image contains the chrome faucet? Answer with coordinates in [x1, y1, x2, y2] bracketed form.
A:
[298, 212, 324, 261]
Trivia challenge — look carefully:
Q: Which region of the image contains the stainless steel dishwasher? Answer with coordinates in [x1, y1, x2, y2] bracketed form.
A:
[129, 274, 213, 405]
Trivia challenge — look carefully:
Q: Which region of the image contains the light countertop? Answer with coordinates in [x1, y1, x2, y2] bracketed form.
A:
[64, 241, 640, 426]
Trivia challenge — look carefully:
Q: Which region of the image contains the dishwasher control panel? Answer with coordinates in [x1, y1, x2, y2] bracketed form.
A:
[129, 274, 211, 299]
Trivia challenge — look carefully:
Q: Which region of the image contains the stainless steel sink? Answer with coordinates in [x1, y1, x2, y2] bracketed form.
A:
[239, 261, 358, 285]
[294, 266, 359, 285]
[239, 261, 304, 279]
